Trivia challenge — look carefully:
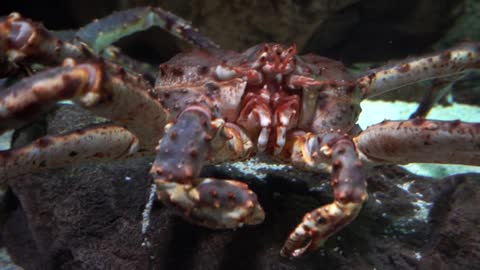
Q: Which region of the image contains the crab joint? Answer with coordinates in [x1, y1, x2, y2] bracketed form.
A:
[75, 63, 104, 106]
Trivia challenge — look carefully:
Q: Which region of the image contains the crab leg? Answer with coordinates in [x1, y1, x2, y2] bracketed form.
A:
[357, 42, 480, 99]
[0, 61, 168, 150]
[0, 13, 92, 66]
[0, 6, 219, 64]
[409, 77, 456, 119]
[0, 64, 102, 133]
[279, 132, 367, 257]
[354, 119, 480, 165]
[0, 125, 138, 182]
[101, 46, 158, 81]
[0, 13, 158, 79]
[77, 7, 219, 53]
[151, 105, 264, 229]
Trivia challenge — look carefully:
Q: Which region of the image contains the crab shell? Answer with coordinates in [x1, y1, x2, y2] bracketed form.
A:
[154, 43, 361, 154]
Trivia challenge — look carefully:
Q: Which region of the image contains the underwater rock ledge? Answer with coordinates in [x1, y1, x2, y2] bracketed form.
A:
[1, 152, 479, 269]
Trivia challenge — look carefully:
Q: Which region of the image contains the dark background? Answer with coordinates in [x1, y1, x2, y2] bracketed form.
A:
[0, 0, 474, 64]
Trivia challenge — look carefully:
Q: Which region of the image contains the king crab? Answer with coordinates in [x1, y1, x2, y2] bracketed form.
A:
[0, 7, 478, 257]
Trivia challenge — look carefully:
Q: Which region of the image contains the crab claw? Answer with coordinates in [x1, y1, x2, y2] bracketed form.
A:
[189, 178, 265, 228]
[152, 105, 264, 229]
[280, 201, 362, 257]
[156, 178, 265, 229]
[280, 133, 367, 257]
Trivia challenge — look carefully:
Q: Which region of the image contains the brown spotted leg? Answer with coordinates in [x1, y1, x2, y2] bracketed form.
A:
[0, 125, 138, 182]
[357, 42, 479, 99]
[354, 119, 480, 165]
[0, 12, 172, 149]
[151, 105, 264, 229]
[280, 132, 367, 257]
[0, 58, 168, 151]
[0, 64, 102, 134]
[0, 60, 162, 182]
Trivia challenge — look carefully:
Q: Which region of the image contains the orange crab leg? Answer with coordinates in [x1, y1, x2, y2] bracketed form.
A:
[354, 119, 480, 165]
[151, 105, 264, 229]
[279, 131, 367, 257]
[0, 125, 138, 182]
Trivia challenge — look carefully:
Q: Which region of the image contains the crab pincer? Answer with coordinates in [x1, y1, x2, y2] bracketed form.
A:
[151, 105, 265, 228]
[281, 133, 367, 257]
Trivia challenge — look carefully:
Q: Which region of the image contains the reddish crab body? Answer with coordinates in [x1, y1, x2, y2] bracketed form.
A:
[156, 43, 360, 155]
[0, 7, 478, 258]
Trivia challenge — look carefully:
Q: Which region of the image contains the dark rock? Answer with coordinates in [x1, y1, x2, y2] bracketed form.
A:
[419, 175, 480, 270]
[2, 149, 480, 269]
[3, 158, 153, 269]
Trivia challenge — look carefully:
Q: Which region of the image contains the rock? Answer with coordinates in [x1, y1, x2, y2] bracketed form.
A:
[419, 175, 480, 269]
[2, 135, 480, 269]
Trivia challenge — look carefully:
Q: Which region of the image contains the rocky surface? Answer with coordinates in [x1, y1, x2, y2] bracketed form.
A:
[3, 149, 480, 269]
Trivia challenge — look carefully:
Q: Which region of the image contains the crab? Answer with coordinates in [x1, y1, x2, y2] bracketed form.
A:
[0, 7, 479, 258]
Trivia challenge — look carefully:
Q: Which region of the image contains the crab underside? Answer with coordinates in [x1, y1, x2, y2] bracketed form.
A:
[0, 7, 478, 258]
